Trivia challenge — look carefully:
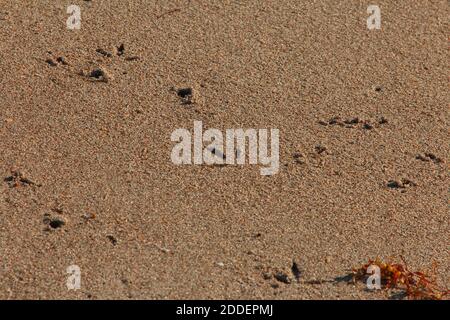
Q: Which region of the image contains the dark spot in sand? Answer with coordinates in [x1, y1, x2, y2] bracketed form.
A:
[387, 179, 416, 190]
[44, 216, 65, 229]
[387, 180, 404, 189]
[374, 86, 383, 92]
[49, 219, 65, 229]
[125, 56, 140, 61]
[424, 153, 438, 161]
[177, 87, 192, 98]
[363, 122, 373, 130]
[56, 57, 68, 65]
[344, 117, 360, 125]
[4, 169, 38, 188]
[417, 153, 442, 164]
[274, 272, 291, 284]
[96, 48, 112, 57]
[315, 145, 327, 154]
[328, 117, 340, 125]
[292, 152, 304, 164]
[117, 44, 125, 56]
[401, 178, 416, 187]
[90, 68, 104, 78]
[45, 58, 57, 67]
[378, 117, 388, 124]
[52, 207, 64, 214]
[416, 154, 428, 162]
[291, 261, 302, 281]
[175, 87, 195, 105]
[293, 152, 302, 159]
[88, 68, 111, 82]
[107, 235, 118, 245]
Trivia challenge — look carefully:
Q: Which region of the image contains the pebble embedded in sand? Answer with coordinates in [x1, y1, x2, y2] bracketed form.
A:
[387, 180, 403, 189]
[125, 56, 140, 61]
[174, 87, 196, 105]
[45, 58, 57, 67]
[96, 48, 112, 57]
[416, 153, 442, 164]
[328, 117, 340, 125]
[344, 117, 360, 125]
[291, 262, 301, 281]
[315, 145, 327, 154]
[4, 169, 38, 188]
[177, 87, 192, 98]
[107, 235, 118, 245]
[43, 215, 66, 230]
[56, 56, 68, 65]
[117, 43, 125, 56]
[292, 152, 305, 164]
[387, 178, 416, 190]
[374, 85, 383, 92]
[378, 116, 388, 124]
[274, 272, 291, 284]
[262, 272, 272, 280]
[49, 219, 65, 229]
[89, 67, 112, 82]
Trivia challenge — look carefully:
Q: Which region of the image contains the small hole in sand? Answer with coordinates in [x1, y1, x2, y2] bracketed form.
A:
[90, 69, 104, 79]
[49, 218, 65, 229]
[46, 58, 57, 67]
[107, 235, 118, 245]
[177, 88, 192, 98]
[117, 44, 125, 56]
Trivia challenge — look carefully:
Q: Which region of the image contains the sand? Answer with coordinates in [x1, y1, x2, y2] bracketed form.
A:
[0, 0, 448, 299]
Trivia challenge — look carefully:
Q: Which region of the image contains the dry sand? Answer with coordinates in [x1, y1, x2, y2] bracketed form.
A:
[0, 0, 448, 299]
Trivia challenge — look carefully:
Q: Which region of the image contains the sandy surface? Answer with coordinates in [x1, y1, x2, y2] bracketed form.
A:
[0, 0, 448, 299]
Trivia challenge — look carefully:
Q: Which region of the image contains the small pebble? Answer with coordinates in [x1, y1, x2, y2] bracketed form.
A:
[117, 44, 125, 56]
[96, 48, 112, 57]
[274, 272, 291, 284]
[45, 58, 57, 67]
[89, 67, 112, 82]
[56, 57, 68, 65]
[125, 56, 140, 61]
[374, 86, 383, 92]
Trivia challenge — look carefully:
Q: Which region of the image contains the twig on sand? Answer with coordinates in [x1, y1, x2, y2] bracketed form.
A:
[156, 9, 181, 19]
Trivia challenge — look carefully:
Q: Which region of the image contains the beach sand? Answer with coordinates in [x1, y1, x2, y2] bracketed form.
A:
[0, 0, 448, 299]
